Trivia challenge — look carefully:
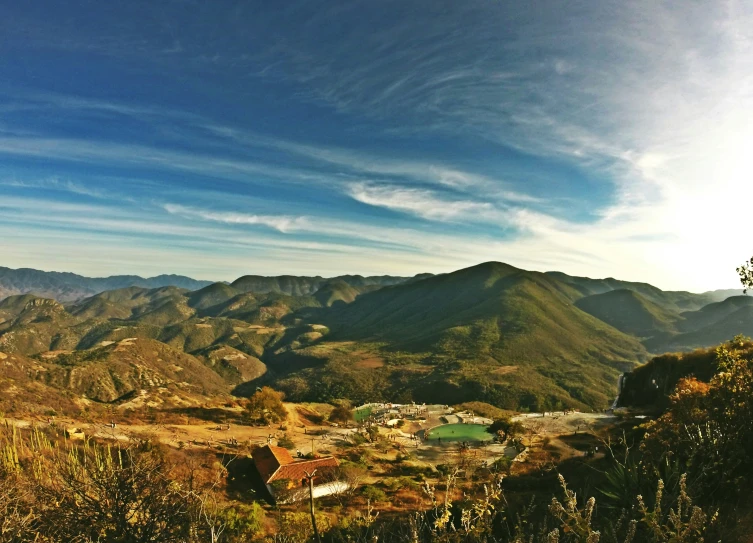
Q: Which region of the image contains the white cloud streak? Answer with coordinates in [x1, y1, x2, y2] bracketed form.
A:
[199, 123, 542, 205]
[0, 177, 129, 200]
[347, 182, 501, 223]
[163, 204, 306, 233]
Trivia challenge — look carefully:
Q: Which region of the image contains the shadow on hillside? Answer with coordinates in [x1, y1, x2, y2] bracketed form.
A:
[231, 349, 327, 397]
[223, 454, 274, 504]
[232, 379, 269, 397]
[502, 453, 611, 504]
[559, 432, 601, 453]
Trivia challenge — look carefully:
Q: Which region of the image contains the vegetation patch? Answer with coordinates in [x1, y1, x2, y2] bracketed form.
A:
[452, 401, 513, 420]
[354, 405, 373, 422]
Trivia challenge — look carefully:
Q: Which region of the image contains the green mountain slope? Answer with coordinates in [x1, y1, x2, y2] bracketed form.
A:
[265, 263, 647, 410]
[678, 295, 753, 331]
[546, 272, 721, 312]
[0, 351, 84, 415]
[187, 282, 240, 310]
[158, 318, 240, 353]
[68, 286, 190, 320]
[645, 305, 753, 353]
[231, 275, 328, 296]
[230, 273, 416, 297]
[325, 263, 625, 349]
[132, 298, 196, 326]
[0, 294, 45, 315]
[701, 288, 746, 303]
[575, 289, 684, 337]
[204, 292, 320, 322]
[314, 279, 371, 307]
[196, 345, 268, 385]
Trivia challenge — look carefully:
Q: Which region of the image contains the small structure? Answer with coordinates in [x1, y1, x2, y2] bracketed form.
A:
[65, 427, 85, 440]
[252, 445, 346, 503]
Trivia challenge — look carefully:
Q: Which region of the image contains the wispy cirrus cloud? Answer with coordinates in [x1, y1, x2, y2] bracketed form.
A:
[0, 123, 544, 216]
[347, 182, 500, 223]
[0, 136, 329, 187]
[160, 201, 435, 250]
[163, 203, 307, 234]
[199, 123, 542, 204]
[268, 143, 544, 205]
[0, 177, 132, 201]
[0, 88, 545, 210]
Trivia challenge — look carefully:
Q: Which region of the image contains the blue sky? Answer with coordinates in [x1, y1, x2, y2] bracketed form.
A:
[1, 0, 751, 291]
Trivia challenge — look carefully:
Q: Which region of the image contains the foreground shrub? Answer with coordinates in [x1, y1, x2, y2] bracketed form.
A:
[0, 426, 263, 543]
[322, 470, 718, 543]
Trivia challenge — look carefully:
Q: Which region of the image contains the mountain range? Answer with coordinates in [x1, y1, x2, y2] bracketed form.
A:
[0, 267, 215, 302]
[0, 263, 748, 414]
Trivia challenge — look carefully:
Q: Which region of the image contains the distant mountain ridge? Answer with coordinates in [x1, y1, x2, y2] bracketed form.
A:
[574, 289, 684, 337]
[0, 267, 215, 302]
[2, 265, 737, 308]
[545, 271, 738, 312]
[230, 274, 417, 297]
[0, 267, 423, 303]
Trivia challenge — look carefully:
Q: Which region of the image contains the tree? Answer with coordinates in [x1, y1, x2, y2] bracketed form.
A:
[486, 417, 524, 442]
[366, 425, 379, 442]
[642, 338, 753, 500]
[738, 257, 753, 293]
[329, 404, 354, 426]
[216, 503, 265, 543]
[247, 387, 287, 424]
[277, 433, 295, 449]
[35, 442, 195, 543]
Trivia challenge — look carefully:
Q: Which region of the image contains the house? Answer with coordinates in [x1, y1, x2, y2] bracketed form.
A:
[252, 444, 347, 503]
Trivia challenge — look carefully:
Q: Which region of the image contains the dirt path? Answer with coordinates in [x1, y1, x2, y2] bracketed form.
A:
[1, 413, 360, 455]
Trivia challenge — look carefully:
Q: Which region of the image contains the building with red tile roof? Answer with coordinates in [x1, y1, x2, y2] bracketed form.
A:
[252, 444, 345, 503]
[252, 444, 295, 483]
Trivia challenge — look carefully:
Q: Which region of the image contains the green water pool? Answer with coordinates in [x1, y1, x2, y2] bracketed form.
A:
[424, 423, 492, 443]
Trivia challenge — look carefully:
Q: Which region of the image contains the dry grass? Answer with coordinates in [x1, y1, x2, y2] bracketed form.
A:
[492, 365, 518, 375]
[354, 357, 385, 369]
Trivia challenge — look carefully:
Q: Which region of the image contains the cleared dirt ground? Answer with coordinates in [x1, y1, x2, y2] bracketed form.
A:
[1, 407, 617, 469]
